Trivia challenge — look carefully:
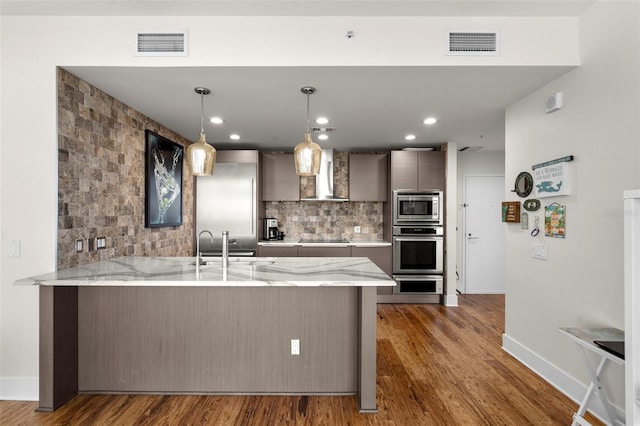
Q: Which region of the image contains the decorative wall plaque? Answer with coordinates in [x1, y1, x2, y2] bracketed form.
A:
[502, 201, 521, 223]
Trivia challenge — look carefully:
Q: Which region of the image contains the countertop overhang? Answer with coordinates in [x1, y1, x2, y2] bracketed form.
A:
[16, 256, 396, 287]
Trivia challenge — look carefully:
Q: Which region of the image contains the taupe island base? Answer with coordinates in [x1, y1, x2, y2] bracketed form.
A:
[16, 256, 395, 414]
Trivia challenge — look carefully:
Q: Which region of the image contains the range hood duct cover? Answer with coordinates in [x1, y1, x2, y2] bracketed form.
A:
[301, 149, 348, 201]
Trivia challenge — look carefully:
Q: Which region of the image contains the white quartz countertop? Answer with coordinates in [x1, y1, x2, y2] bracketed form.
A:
[258, 240, 391, 247]
[15, 256, 396, 287]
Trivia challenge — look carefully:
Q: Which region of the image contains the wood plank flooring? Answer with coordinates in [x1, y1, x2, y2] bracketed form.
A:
[0, 295, 602, 425]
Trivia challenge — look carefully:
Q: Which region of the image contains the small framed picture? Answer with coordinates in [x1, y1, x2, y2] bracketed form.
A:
[145, 130, 183, 228]
[545, 203, 566, 238]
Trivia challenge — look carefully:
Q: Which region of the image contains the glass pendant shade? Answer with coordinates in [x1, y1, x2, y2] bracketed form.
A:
[186, 132, 216, 176]
[187, 87, 216, 176]
[294, 132, 322, 177]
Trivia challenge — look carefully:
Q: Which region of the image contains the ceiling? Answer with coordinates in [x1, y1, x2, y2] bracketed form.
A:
[66, 65, 574, 152]
[36, 1, 591, 152]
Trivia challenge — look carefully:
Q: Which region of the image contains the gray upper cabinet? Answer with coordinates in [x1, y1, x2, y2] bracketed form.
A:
[349, 153, 388, 202]
[261, 153, 300, 201]
[390, 150, 445, 191]
[217, 150, 259, 164]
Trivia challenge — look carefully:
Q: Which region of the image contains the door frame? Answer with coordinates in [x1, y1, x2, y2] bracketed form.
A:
[461, 174, 505, 294]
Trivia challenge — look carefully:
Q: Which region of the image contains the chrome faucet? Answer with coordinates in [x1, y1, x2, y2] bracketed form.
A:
[197, 230, 214, 268]
[221, 231, 237, 268]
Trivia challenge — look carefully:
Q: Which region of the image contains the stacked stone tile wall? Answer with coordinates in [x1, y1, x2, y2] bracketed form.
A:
[265, 201, 383, 241]
[57, 68, 194, 269]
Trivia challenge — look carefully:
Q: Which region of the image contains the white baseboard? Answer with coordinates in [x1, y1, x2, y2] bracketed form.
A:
[502, 333, 622, 425]
[443, 294, 458, 306]
[0, 377, 38, 401]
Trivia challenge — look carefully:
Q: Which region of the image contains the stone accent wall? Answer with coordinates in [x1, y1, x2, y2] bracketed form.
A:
[265, 201, 383, 241]
[57, 68, 194, 269]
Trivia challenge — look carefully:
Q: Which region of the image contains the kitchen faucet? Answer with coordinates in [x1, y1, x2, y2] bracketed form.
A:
[197, 230, 214, 268]
[221, 231, 237, 268]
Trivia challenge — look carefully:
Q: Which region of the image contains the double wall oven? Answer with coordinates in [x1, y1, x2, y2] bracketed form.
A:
[392, 190, 444, 295]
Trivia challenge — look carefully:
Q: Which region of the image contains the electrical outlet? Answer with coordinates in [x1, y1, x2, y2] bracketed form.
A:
[291, 339, 300, 355]
[354, 226, 361, 234]
[531, 243, 547, 260]
[96, 236, 106, 249]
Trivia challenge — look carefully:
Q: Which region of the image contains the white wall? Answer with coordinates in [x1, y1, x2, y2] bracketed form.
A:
[503, 1, 640, 412]
[456, 150, 505, 292]
[0, 13, 579, 399]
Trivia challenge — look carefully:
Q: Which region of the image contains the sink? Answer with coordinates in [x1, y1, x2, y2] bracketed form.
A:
[194, 257, 275, 266]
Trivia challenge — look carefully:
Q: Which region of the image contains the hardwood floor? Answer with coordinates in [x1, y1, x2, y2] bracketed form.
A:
[0, 295, 602, 425]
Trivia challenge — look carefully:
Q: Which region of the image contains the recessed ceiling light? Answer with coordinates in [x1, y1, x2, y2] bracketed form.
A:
[317, 134, 329, 141]
[405, 134, 416, 141]
[316, 117, 329, 125]
[423, 117, 437, 125]
[229, 134, 240, 140]
[210, 116, 224, 124]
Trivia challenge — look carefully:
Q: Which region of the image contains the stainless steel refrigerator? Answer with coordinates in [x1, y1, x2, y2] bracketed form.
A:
[196, 161, 257, 257]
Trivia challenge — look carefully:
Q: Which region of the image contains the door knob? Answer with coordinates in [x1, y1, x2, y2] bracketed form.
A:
[467, 233, 479, 240]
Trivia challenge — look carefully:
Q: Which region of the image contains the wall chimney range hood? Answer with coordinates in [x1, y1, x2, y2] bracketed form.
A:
[301, 149, 348, 202]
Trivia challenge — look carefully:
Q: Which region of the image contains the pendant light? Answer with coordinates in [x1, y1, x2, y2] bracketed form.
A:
[186, 87, 216, 176]
[294, 86, 322, 177]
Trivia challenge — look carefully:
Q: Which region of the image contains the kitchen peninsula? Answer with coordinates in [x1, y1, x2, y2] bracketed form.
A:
[17, 256, 394, 413]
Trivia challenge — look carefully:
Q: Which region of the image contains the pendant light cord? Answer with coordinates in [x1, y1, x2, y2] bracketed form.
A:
[305, 92, 310, 133]
[200, 93, 205, 134]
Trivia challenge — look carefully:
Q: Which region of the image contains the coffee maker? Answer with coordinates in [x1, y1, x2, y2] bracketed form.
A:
[263, 218, 279, 240]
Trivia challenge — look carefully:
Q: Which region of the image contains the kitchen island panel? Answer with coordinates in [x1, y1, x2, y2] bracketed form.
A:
[78, 286, 358, 394]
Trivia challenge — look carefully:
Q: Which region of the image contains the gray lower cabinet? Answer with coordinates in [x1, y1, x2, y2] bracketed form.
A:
[351, 246, 391, 276]
[259, 244, 394, 299]
[351, 246, 393, 296]
[258, 245, 299, 257]
[297, 246, 351, 257]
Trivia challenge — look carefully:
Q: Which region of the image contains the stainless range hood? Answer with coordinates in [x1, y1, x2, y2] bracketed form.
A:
[301, 148, 348, 201]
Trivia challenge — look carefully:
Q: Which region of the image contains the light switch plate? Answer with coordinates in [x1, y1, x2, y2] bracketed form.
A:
[531, 243, 547, 260]
[9, 240, 20, 257]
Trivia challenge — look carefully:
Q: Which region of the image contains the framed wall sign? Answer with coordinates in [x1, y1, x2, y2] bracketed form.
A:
[502, 201, 521, 223]
[145, 130, 184, 228]
[533, 156, 573, 198]
[545, 202, 566, 238]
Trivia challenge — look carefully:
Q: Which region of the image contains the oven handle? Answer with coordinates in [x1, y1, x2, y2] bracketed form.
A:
[393, 236, 444, 242]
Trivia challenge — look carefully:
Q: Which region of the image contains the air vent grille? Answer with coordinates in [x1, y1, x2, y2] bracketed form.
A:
[446, 31, 499, 56]
[135, 31, 188, 56]
[312, 127, 336, 133]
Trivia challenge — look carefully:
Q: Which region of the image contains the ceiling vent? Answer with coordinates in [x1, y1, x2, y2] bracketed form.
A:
[312, 127, 336, 134]
[446, 31, 500, 56]
[135, 31, 188, 57]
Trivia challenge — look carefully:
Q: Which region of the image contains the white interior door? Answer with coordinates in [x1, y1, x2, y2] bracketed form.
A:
[463, 175, 506, 294]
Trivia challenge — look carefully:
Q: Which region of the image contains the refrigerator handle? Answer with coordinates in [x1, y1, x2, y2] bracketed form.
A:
[250, 177, 255, 235]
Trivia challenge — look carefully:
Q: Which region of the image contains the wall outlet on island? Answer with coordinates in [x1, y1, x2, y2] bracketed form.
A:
[353, 226, 361, 234]
[291, 339, 300, 355]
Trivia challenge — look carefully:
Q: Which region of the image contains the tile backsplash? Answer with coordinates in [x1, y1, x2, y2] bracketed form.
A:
[265, 201, 383, 241]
